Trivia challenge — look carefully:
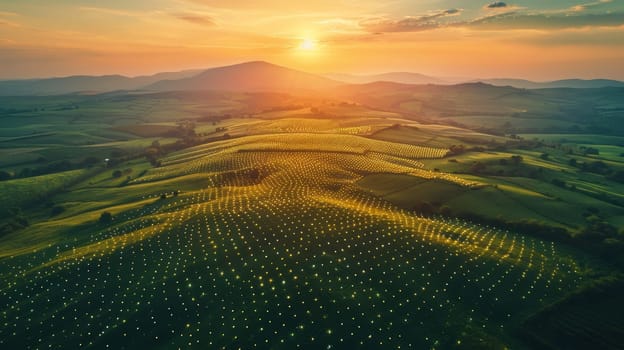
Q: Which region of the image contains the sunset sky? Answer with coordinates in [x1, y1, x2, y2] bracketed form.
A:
[0, 0, 623, 80]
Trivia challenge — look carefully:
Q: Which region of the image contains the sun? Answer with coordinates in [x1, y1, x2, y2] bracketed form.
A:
[299, 38, 317, 51]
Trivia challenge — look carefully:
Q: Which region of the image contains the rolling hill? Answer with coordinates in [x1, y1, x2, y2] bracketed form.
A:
[146, 61, 343, 93]
[326, 73, 624, 89]
[1, 82, 623, 349]
[335, 81, 624, 134]
[0, 126, 608, 349]
[475, 78, 624, 89]
[0, 69, 202, 96]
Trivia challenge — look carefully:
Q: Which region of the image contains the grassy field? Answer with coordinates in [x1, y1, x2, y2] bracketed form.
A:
[0, 169, 88, 214]
[0, 123, 617, 349]
[438, 115, 581, 131]
[1, 90, 623, 349]
[0, 92, 247, 171]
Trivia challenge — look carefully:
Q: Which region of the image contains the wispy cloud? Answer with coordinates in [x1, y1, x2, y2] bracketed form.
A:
[482, 2, 526, 13]
[0, 10, 21, 27]
[171, 13, 215, 26]
[469, 11, 624, 30]
[516, 26, 624, 46]
[486, 2, 508, 9]
[0, 11, 19, 17]
[359, 9, 461, 33]
[0, 19, 22, 28]
[79, 6, 145, 17]
[79, 6, 216, 27]
[570, 0, 612, 12]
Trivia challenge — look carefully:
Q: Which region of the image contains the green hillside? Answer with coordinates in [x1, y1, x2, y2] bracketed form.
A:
[0, 128, 614, 349]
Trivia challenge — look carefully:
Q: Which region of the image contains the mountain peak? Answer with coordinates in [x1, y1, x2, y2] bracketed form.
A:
[223, 60, 278, 69]
[148, 61, 341, 93]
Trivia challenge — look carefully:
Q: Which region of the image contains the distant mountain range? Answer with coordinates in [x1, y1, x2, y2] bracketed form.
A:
[0, 70, 202, 96]
[472, 78, 624, 89]
[0, 61, 622, 96]
[325, 72, 448, 85]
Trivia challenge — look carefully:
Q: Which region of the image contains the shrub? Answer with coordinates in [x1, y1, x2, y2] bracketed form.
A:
[413, 202, 435, 215]
[439, 206, 452, 216]
[608, 170, 624, 183]
[510, 155, 523, 165]
[51, 206, 65, 216]
[447, 145, 466, 156]
[470, 162, 487, 174]
[581, 146, 599, 155]
[82, 156, 99, 167]
[0, 171, 11, 181]
[99, 211, 113, 224]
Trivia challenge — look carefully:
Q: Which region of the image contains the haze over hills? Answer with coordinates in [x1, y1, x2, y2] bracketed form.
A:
[0, 69, 202, 96]
[0, 61, 623, 96]
[473, 78, 624, 89]
[146, 61, 342, 93]
[329, 74, 624, 89]
[326, 72, 448, 85]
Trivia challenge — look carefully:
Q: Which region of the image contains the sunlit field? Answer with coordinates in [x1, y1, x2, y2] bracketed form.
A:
[1, 115, 617, 349]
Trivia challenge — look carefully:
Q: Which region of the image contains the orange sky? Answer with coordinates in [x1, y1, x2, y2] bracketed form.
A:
[0, 1, 623, 80]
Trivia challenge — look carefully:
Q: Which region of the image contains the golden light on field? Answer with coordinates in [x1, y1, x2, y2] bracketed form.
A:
[1, 120, 592, 348]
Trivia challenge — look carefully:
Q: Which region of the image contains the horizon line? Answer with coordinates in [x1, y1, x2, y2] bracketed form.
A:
[1, 60, 624, 83]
